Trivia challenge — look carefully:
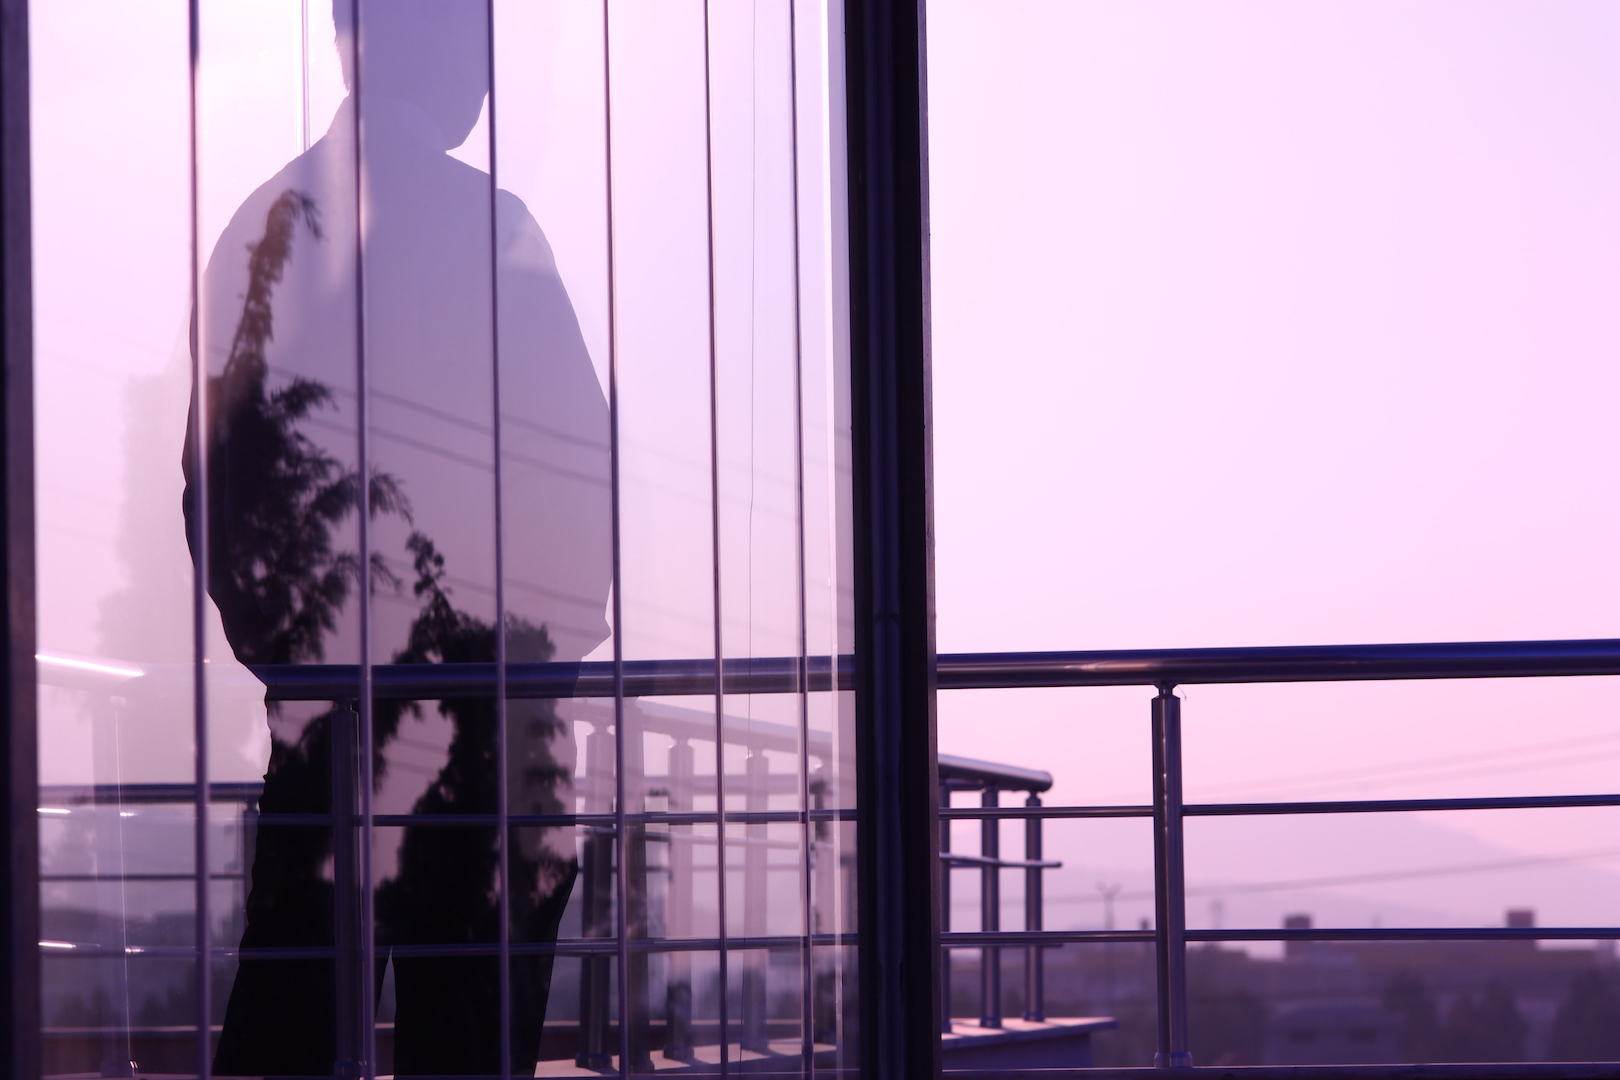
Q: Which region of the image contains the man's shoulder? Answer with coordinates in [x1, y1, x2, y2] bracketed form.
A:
[472, 185, 555, 275]
[205, 147, 340, 279]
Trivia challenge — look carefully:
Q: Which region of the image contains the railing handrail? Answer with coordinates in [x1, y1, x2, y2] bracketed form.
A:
[41, 637, 1620, 699]
[938, 637, 1620, 688]
[42, 637, 1620, 1068]
[938, 753, 1053, 793]
[231, 637, 1620, 696]
[250, 655, 846, 700]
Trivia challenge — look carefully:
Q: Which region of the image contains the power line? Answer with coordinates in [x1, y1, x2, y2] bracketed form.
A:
[1195, 748, 1620, 802]
[1040, 844, 1620, 906]
[1069, 728, 1620, 805]
[1193, 729, 1620, 801]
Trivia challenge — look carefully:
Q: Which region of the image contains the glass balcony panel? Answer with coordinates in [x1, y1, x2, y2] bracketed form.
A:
[604, 1, 727, 1061]
[724, 819, 808, 941]
[708, 0, 810, 905]
[642, 816, 723, 944]
[189, 3, 368, 1073]
[794, 3, 857, 992]
[724, 946, 808, 1068]
[608, 0, 718, 671]
[810, 941, 858, 1078]
[534, 953, 619, 1071]
[634, 948, 727, 1070]
[486, 12, 620, 1064]
[32, 1, 851, 1073]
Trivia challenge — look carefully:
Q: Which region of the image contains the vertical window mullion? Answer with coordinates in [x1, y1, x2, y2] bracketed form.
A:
[600, 2, 631, 1075]
[485, 1, 513, 1077]
[700, 1, 730, 1074]
[184, 5, 213, 1077]
[348, 3, 377, 1075]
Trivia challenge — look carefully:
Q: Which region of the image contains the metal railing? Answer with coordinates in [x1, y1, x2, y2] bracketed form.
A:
[937, 754, 1057, 1032]
[34, 678, 855, 1071]
[39, 636, 1620, 1073]
[936, 637, 1620, 1073]
[233, 635, 1620, 699]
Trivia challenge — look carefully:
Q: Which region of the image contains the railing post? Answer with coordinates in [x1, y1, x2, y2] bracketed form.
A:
[622, 718, 652, 1072]
[329, 703, 364, 1078]
[576, 720, 614, 1069]
[1023, 793, 1044, 1022]
[741, 750, 770, 1052]
[810, 769, 839, 1046]
[664, 738, 694, 1060]
[980, 786, 1000, 1028]
[940, 781, 953, 1033]
[1151, 687, 1191, 1067]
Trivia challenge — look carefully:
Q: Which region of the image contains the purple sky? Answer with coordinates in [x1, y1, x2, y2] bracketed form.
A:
[26, 0, 1620, 937]
[928, 1, 1620, 934]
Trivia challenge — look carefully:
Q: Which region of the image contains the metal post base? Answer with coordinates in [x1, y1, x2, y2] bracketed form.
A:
[1155, 1051, 1194, 1068]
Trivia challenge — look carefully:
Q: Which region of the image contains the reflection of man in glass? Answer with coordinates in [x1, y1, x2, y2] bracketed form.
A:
[185, 3, 611, 1074]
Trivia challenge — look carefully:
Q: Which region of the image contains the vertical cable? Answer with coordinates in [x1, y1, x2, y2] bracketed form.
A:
[699, 1, 729, 1073]
[184, 4, 212, 1077]
[600, 2, 630, 1075]
[484, 2, 513, 1076]
[784, 1, 815, 1073]
[815, 0, 850, 1061]
[300, 0, 311, 152]
[348, 2, 377, 1075]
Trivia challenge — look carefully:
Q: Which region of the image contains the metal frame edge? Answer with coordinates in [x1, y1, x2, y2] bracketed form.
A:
[845, 0, 942, 1075]
[0, 0, 38, 1073]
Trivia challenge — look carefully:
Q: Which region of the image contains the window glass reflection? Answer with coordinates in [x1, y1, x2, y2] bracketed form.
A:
[33, 0, 853, 1074]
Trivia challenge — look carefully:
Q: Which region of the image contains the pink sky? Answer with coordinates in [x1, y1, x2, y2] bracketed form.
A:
[929, 1, 1620, 934]
[26, 0, 1620, 937]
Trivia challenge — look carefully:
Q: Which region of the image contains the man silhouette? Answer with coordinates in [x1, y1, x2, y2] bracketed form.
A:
[189, 3, 612, 1074]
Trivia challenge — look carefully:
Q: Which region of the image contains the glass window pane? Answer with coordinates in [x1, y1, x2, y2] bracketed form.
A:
[32, 2, 202, 1073]
[32, 1, 853, 1073]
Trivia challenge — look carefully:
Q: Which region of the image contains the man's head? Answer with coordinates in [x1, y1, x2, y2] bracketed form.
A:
[333, 0, 489, 149]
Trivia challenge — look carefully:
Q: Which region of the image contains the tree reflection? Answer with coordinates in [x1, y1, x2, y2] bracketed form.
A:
[185, 190, 407, 669]
[199, 190, 577, 1076]
[376, 533, 575, 1073]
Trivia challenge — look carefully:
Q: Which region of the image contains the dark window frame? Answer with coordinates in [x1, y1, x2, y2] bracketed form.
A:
[844, 0, 942, 1077]
[0, 0, 39, 1075]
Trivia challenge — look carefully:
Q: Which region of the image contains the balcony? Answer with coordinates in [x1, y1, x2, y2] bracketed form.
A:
[37, 637, 1620, 1075]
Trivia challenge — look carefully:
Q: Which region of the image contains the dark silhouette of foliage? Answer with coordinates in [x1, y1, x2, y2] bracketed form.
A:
[1437, 980, 1526, 1062]
[1549, 970, 1620, 1061]
[184, 188, 408, 670]
[374, 532, 575, 1074]
[1381, 970, 1442, 1063]
[203, 189, 575, 1077]
[372, 531, 562, 787]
